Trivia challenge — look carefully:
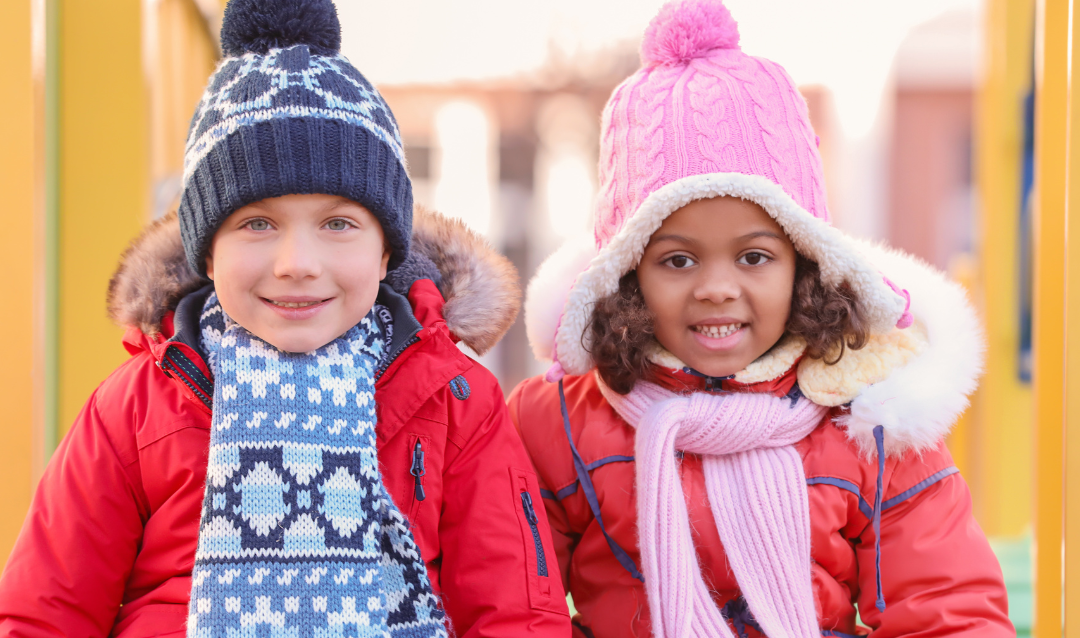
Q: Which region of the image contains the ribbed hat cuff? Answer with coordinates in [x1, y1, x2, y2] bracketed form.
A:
[179, 117, 412, 276]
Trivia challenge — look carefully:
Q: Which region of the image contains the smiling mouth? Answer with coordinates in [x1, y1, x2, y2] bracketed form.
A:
[265, 299, 328, 309]
[692, 323, 743, 339]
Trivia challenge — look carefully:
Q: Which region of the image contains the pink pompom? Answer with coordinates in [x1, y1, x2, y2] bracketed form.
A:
[641, 0, 740, 66]
[544, 361, 566, 383]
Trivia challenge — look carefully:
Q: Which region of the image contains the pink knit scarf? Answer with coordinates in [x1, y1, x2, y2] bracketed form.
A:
[598, 380, 829, 638]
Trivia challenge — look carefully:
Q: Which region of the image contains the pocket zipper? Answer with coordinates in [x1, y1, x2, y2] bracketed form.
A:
[520, 491, 548, 577]
[410, 440, 426, 502]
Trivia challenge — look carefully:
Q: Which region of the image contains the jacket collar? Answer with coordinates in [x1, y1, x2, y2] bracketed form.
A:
[649, 362, 799, 399]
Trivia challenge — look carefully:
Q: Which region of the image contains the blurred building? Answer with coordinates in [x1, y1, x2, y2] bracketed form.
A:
[379, 50, 637, 391]
[887, 7, 980, 270]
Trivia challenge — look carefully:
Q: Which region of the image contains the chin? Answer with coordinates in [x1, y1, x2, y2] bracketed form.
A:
[681, 351, 753, 378]
[255, 331, 328, 354]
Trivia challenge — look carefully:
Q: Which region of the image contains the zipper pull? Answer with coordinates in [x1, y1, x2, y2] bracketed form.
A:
[410, 440, 426, 502]
[520, 491, 538, 525]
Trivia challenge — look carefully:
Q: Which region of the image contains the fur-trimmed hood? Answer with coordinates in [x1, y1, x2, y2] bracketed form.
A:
[108, 206, 521, 356]
[525, 237, 984, 459]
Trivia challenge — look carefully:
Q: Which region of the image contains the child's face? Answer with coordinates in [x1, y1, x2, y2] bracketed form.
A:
[206, 193, 390, 353]
[636, 196, 796, 378]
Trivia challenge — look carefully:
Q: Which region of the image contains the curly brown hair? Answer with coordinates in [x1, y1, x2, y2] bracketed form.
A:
[587, 254, 869, 394]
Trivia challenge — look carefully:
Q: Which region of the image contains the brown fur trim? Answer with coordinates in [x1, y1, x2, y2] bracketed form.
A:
[411, 205, 521, 355]
[107, 210, 205, 336]
[106, 206, 522, 353]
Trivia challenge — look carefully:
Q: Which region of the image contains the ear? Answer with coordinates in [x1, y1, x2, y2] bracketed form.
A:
[205, 251, 215, 281]
[379, 247, 390, 281]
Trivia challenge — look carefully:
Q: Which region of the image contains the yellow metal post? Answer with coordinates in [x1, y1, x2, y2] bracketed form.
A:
[56, 0, 149, 434]
[1065, 0, 1080, 631]
[1034, 0, 1070, 634]
[976, 0, 1035, 537]
[0, 0, 45, 571]
[947, 255, 978, 477]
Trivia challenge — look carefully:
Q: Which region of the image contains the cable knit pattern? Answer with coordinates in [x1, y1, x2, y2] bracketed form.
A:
[633, 69, 674, 217]
[599, 380, 827, 638]
[687, 69, 733, 174]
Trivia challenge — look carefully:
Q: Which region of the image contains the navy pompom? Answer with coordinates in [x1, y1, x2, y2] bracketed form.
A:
[221, 0, 341, 57]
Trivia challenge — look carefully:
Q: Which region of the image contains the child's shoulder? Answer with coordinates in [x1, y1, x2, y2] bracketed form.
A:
[62, 344, 204, 474]
[801, 416, 959, 520]
[509, 373, 632, 463]
[509, 372, 608, 430]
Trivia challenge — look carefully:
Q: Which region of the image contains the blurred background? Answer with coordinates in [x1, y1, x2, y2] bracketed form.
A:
[7, 0, 1080, 634]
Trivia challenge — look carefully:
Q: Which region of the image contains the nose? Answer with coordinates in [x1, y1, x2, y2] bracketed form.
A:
[272, 228, 322, 280]
[692, 262, 741, 305]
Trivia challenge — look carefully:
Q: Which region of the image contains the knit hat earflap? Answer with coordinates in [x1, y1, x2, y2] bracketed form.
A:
[179, 0, 412, 276]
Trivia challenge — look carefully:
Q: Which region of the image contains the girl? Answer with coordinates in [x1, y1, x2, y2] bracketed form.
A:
[508, 1, 1013, 636]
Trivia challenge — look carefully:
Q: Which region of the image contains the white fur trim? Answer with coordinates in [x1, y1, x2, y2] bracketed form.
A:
[836, 240, 985, 458]
[551, 173, 907, 376]
[735, 334, 806, 384]
[525, 235, 598, 363]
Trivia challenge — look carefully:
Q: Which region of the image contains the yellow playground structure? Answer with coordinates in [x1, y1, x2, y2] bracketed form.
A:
[5, 0, 1080, 634]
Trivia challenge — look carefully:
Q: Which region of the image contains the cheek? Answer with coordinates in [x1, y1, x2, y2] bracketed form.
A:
[334, 243, 387, 298]
[214, 250, 261, 291]
[762, 272, 795, 329]
[638, 277, 681, 338]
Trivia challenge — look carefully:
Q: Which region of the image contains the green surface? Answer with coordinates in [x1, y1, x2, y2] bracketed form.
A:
[991, 534, 1032, 636]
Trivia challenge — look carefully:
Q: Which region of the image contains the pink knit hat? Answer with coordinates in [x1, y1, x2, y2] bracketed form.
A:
[528, 0, 909, 379]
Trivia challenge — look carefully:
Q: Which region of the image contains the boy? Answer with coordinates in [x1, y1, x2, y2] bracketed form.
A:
[0, 0, 570, 636]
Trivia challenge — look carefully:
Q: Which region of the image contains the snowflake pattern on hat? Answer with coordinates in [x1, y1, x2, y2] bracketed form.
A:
[184, 45, 405, 187]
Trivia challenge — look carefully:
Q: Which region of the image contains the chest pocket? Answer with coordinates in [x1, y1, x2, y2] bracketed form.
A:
[400, 400, 449, 542]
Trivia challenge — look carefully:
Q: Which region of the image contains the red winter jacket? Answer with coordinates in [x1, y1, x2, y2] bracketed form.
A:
[509, 364, 1014, 638]
[0, 209, 570, 638]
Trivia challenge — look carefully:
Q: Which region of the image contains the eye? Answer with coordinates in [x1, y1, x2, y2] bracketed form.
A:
[246, 218, 270, 231]
[326, 219, 353, 231]
[664, 255, 696, 269]
[737, 252, 771, 266]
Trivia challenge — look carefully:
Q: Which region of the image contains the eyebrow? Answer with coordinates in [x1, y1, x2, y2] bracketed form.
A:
[319, 197, 356, 213]
[649, 230, 787, 245]
[649, 233, 695, 245]
[735, 230, 786, 242]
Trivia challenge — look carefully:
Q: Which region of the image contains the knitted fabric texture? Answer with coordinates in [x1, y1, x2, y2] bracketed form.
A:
[179, 0, 412, 275]
[599, 380, 828, 638]
[187, 293, 447, 638]
[542, 0, 908, 378]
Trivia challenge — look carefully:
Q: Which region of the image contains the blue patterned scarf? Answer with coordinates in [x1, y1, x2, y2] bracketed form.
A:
[187, 293, 447, 638]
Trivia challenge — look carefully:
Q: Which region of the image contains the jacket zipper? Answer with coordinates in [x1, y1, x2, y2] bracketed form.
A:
[520, 491, 548, 577]
[376, 335, 420, 381]
[159, 348, 212, 410]
[410, 440, 426, 502]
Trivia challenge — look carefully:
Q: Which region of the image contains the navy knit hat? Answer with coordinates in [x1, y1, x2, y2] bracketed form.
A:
[179, 0, 412, 275]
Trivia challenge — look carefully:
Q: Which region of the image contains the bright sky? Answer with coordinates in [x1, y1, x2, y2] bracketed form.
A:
[336, 0, 981, 138]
